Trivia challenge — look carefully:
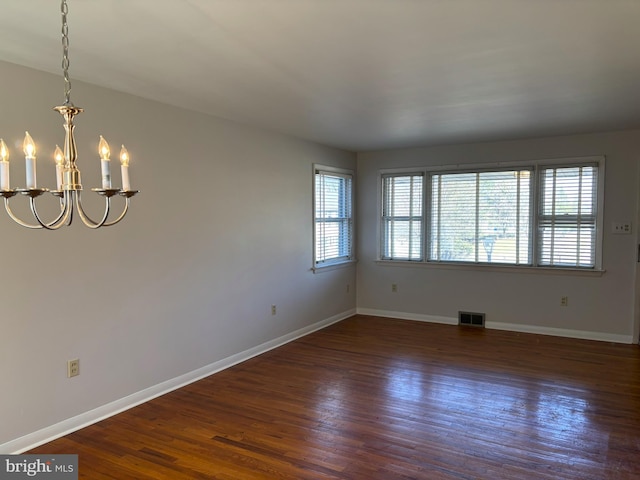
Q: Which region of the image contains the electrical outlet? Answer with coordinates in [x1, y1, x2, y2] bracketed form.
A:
[67, 359, 79, 378]
[560, 296, 568, 307]
[391, 283, 398, 293]
[612, 222, 632, 234]
[271, 305, 276, 316]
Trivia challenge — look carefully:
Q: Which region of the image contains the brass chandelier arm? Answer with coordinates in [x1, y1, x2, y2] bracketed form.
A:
[74, 190, 137, 228]
[81, 189, 139, 227]
[74, 191, 111, 229]
[3, 197, 43, 229]
[101, 196, 132, 227]
[1, 191, 71, 229]
[29, 193, 71, 230]
[1, 188, 138, 229]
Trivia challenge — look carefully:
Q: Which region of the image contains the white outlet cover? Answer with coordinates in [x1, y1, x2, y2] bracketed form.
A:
[612, 222, 632, 234]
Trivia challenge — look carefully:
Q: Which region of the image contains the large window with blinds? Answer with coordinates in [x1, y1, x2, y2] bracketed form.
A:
[381, 174, 424, 260]
[380, 157, 603, 269]
[430, 169, 531, 264]
[538, 165, 598, 267]
[314, 166, 354, 268]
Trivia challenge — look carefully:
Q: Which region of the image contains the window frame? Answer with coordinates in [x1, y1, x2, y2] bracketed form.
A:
[378, 156, 605, 272]
[535, 162, 601, 269]
[428, 167, 533, 265]
[381, 172, 425, 261]
[313, 164, 355, 271]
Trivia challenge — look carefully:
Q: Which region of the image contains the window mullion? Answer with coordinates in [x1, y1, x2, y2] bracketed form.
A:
[550, 169, 557, 263]
[532, 166, 540, 266]
[436, 175, 442, 260]
[576, 167, 583, 264]
[388, 177, 394, 258]
[318, 173, 325, 261]
[408, 176, 414, 258]
[475, 173, 480, 262]
[516, 171, 521, 263]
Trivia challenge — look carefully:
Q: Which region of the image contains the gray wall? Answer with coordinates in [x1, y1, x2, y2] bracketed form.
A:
[3, 57, 638, 452]
[0, 61, 356, 450]
[356, 131, 640, 341]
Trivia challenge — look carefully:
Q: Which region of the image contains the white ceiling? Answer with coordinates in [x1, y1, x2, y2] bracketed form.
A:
[0, 0, 638, 152]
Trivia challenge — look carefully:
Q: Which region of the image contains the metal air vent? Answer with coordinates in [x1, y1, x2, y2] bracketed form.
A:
[458, 311, 485, 327]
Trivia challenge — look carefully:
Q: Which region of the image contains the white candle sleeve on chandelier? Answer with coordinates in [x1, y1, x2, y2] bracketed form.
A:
[0, 161, 9, 190]
[23, 131, 37, 188]
[56, 166, 63, 190]
[101, 159, 111, 189]
[121, 164, 130, 191]
[0, 139, 9, 190]
[25, 157, 36, 189]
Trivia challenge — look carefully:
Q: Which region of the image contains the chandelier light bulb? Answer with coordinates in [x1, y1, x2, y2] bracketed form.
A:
[98, 136, 112, 189]
[0, 139, 8, 162]
[23, 131, 36, 158]
[119, 145, 131, 191]
[54, 145, 64, 190]
[119, 145, 129, 167]
[54, 145, 64, 166]
[98, 135, 110, 160]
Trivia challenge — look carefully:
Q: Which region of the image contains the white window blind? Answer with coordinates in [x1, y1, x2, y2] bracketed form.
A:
[314, 168, 353, 266]
[379, 157, 602, 270]
[381, 173, 424, 260]
[430, 170, 531, 264]
[538, 165, 597, 268]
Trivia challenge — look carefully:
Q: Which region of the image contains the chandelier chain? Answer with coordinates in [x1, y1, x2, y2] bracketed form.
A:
[61, 0, 73, 106]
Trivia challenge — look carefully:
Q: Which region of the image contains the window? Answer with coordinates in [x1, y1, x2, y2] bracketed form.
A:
[430, 169, 531, 264]
[314, 166, 354, 267]
[538, 165, 597, 268]
[381, 173, 424, 260]
[379, 157, 603, 270]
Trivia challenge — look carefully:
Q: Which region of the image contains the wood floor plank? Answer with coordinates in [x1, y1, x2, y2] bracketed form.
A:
[29, 315, 640, 479]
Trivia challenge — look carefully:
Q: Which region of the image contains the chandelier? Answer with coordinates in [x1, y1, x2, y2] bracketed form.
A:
[0, 0, 138, 229]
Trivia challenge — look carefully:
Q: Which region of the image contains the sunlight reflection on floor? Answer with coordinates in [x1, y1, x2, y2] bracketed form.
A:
[382, 359, 608, 473]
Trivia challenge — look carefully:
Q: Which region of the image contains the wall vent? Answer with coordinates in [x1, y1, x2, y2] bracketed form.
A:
[458, 311, 485, 327]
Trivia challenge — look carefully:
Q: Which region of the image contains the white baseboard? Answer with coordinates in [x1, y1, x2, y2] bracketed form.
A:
[485, 321, 633, 344]
[356, 308, 458, 325]
[356, 308, 633, 344]
[2, 308, 355, 454]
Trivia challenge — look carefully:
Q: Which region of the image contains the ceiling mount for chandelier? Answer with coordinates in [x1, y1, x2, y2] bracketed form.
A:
[0, 0, 138, 229]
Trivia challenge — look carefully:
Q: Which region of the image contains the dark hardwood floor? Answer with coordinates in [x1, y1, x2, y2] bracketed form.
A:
[30, 315, 640, 479]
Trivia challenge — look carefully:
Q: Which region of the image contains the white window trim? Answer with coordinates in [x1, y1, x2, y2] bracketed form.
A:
[313, 164, 356, 272]
[381, 172, 425, 261]
[377, 155, 605, 272]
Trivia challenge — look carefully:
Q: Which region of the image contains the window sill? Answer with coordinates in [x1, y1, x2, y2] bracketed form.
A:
[312, 259, 357, 273]
[374, 260, 605, 277]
